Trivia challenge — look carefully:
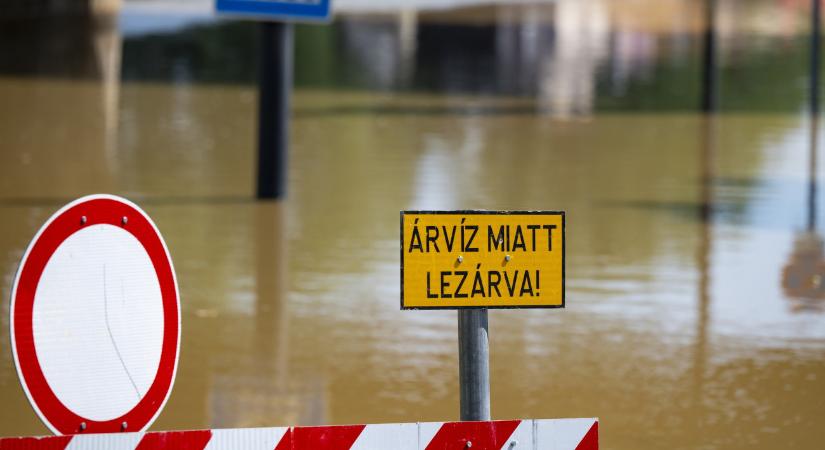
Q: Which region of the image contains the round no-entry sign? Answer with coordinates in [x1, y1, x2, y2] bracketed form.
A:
[10, 194, 180, 435]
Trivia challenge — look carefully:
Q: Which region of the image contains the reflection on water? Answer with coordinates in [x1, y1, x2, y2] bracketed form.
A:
[1, 1, 825, 449]
[782, 232, 825, 309]
[782, 108, 825, 311]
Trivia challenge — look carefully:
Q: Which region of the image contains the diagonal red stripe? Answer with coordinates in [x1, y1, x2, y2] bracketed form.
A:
[425, 420, 520, 450]
[0, 436, 71, 450]
[273, 425, 368, 450]
[273, 428, 291, 450]
[135, 430, 212, 450]
[288, 425, 365, 450]
[574, 422, 599, 450]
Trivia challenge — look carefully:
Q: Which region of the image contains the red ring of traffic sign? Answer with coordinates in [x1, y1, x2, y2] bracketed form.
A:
[10, 195, 180, 435]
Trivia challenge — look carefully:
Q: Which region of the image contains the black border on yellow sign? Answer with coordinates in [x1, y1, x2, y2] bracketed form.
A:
[400, 210, 566, 310]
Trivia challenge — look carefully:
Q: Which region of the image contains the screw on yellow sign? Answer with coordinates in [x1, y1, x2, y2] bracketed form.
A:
[401, 211, 565, 309]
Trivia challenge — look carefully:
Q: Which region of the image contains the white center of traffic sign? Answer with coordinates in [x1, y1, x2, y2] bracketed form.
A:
[33, 224, 165, 422]
[10, 194, 180, 435]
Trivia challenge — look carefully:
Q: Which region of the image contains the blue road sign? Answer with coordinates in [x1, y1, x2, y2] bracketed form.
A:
[216, 0, 331, 22]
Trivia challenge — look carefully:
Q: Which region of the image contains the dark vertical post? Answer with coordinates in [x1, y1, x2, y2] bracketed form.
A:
[458, 309, 491, 421]
[257, 22, 293, 199]
[701, 0, 717, 113]
[810, 119, 819, 232]
[810, 0, 821, 231]
[813, 0, 821, 118]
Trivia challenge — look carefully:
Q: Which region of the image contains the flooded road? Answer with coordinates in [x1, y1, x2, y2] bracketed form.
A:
[1, 1, 825, 449]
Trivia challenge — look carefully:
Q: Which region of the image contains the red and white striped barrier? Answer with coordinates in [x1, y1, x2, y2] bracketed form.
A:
[0, 419, 598, 450]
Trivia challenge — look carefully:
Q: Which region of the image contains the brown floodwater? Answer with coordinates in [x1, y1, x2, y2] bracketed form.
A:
[1, 1, 825, 449]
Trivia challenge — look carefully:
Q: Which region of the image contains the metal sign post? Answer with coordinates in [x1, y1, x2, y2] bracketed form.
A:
[401, 211, 565, 420]
[215, 1, 332, 199]
[458, 309, 490, 421]
[812, 0, 821, 120]
[810, 0, 821, 232]
[257, 21, 293, 199]
[701, 0, 717, 113]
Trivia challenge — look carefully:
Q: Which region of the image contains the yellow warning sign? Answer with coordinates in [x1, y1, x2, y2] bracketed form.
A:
[401, 211, 564, 309]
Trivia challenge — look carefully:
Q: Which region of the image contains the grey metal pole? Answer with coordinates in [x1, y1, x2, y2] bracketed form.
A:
[257, 21, 293, 200]
[458, 309, 491, 421]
